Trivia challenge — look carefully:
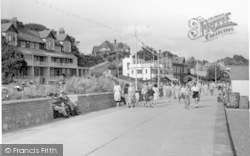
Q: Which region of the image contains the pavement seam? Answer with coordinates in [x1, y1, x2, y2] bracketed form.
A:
[83, 104, 176, 156]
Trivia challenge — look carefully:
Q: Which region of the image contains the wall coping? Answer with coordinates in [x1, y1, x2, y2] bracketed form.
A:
[71, 92, 113, 97]
[2, 97, 51, 105]
[2, 92, 114, 105]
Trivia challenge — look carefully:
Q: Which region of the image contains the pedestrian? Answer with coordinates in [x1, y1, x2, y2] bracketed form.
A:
[141, 83, 149, 107]
[135, 90, 140, 105]
[147, 86, 155, 108]
[123, 83, 129, 106]
[153, 84, 160, 106]
[204, 82, 209, 96]
[163, 83, 168, 98]
[165, 83, 171, 102]
[170, 83, 175, 99]
[113, 81, 121, 107]
[127, 83, 135, 108]
[174, 83, 181, 103]
[184, 84, 191, 109]
[179, 84, 186, 104]
[191, 82, 200, 108]
[210, 82, 216, 95]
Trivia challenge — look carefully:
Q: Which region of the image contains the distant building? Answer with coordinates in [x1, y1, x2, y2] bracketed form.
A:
[1, 18, 90, 82]
[92, 39, 130, 60]
[172, 57, 188, 83]
[122, 55, 178, 82]
[230, 66, 249, 96]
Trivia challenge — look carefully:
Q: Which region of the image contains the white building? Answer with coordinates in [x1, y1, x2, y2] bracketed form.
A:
[123, 55, 167, 81]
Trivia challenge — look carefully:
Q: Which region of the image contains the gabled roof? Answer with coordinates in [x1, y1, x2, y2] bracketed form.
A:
[56, 34, 72, 42]
[39, 30, 55, 39]
[172, 57, 185, 64]
[230, 65, 249, 80]
[1, 23, 18, 33]
[18, 29, 44, 43]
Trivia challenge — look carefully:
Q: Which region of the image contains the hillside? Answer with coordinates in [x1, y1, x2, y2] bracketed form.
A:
[217, 55, 249, 66]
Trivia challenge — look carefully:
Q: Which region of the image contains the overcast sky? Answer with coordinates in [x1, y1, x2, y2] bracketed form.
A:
[1, 0, 249, 62]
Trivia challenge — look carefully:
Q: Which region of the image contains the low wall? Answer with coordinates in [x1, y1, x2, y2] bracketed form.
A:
[2, 92, 116, 132]
[2, 98, 54, 132]
[68, 92, 116, 113]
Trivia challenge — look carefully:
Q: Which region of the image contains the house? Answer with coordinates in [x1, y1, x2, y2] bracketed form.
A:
[122, 55, 177, 82]
[172, 57, 188, 83]
[230, 66, 249, 96]
[92, 39, 130, 60]
[1, 18, 90, 82]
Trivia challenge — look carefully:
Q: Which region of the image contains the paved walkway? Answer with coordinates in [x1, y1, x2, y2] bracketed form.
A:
[3, 93, 233, 156]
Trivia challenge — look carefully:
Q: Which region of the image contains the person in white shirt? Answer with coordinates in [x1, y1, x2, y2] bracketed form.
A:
[191, 83, 200, 108]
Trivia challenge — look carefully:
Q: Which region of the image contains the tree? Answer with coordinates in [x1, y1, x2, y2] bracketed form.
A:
[186, 56, 196, 67]
[68, 35, 80, 57]
[137, 46, 158, 61]
[107, 63, 117, 70]
[24, 23, 48, 31]
[107, 55, 114, 62]
[206, 65, 229, 81]
[2, 36, 27, 84]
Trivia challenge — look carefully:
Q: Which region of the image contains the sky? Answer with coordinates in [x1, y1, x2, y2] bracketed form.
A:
[1, 0, 249, 62]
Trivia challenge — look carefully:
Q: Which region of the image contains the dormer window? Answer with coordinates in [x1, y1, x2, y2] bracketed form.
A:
[63, 41, 71, 52]
[46, 38, 55, 50]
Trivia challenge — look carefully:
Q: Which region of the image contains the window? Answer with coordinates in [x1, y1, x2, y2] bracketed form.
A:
[20, 41, 26, 48]
[30, 42, 34, 49]
[137, 70, 142, 74]
[63, 41, 71, 52]
[132, 70, 133, 74]
[145, 69, 147, 74]
[127, 63, 130, 69]
[46, 38, 55, 50]
[35, 43, 40, 49]
[26, 42, 30, 48]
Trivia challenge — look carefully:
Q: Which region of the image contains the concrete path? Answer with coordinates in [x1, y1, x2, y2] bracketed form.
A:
[3, 93, 233, 156]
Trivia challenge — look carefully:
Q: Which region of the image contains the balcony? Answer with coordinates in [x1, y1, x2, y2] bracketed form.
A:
[49, 62, 77, 68]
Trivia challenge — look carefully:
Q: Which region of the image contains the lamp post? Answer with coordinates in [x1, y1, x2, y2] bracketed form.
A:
[135, 26, 138, 90]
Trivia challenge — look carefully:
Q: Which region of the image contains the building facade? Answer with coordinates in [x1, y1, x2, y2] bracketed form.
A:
[122, 55, 177, 82]
[1, 19, 90, 82]
[92, 40, 130, 60]
[172, 57, 188, 83]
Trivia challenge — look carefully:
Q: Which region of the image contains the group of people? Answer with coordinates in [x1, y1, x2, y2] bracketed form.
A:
[114, 80, 231, 109]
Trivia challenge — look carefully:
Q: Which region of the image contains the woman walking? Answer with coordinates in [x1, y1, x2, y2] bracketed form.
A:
[163, 83, 167, 98]
[166, 83, 171, 102]
[113, 81, 121, 107]
[152, 84, 160, 107]
[127, 83, 135, 108]
[191, 83, 200, 108]
[141, 83, 149, 107]
[123, 84, 129, 106]
[174, 83, 181, 103]
[184, 84, 191, 109]
[179, 84, 186, 104]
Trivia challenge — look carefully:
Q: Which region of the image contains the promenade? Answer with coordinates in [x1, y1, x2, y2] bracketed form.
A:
[3, 92, 234, 156]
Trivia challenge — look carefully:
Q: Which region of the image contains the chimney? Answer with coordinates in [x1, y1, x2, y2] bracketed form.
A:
[59, 27, 65, 34]
[11, 17, 18, 28]
[114, 39, 116, 44]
